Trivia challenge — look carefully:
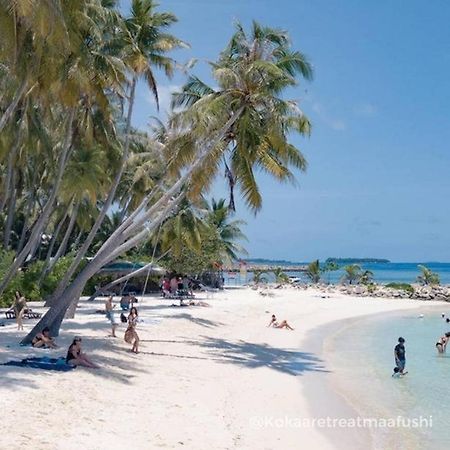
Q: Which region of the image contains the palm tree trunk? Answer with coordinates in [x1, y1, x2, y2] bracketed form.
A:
[47, 202, 79, 270]
[0, 79, 28, 134]
[39, 211, 68, 289]
[0, 108, 75, 295]
[3, 168, 17, 249]
[22, 108, 245, 338]
[48, 77, 138, 304]
[88, 250, 170, 301]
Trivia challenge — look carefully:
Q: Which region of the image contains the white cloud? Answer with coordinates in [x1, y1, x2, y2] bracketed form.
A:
[353, 102, 377, 117]
[311, 101, 346, 131]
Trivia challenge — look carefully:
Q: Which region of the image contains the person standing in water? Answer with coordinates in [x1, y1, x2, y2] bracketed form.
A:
[436, 332, 450, 354]
[394, 337, 407, 375]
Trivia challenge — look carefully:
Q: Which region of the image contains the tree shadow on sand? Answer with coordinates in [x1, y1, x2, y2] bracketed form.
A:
[183, 336, 329, 376]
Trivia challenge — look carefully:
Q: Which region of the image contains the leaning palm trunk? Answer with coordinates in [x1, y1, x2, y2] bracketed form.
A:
[0, 79, 28, 134]
[44, 202, 79, 277]
[21, 109, 244, 342]
[39, 211, 69, 288]
[0, 109, 76, 295]
[87, 250, 170, 301]
[48, 77, 138, 305]
[3, 168, 17, 249]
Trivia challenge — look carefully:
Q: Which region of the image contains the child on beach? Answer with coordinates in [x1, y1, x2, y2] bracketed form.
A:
[394, 337, 407, 375]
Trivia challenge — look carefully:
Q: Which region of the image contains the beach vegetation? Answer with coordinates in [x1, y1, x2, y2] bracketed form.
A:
[386, 282, 415, 294]
[272, 267, 290, 283]
[305, 259, 321, 283]
[252, 269, 269, 285]
[417, 265, 440, 286]
[0, 1, 312, 339]
[341, 264, 362, 285]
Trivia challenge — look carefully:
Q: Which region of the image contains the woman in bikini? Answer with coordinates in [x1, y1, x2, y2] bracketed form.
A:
[66, 337, 99, 368]
[124, 307, 140, 353]
[436, 332, 450, 354]
[268, 314, 294, 330]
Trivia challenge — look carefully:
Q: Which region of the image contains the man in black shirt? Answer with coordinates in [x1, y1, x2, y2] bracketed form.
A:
[394, 337, 407, 375]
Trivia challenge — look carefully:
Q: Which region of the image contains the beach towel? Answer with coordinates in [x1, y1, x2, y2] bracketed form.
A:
[2, 356, 75, 372]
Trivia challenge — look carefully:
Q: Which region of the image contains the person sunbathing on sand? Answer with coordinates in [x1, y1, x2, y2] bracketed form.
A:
[31, 327, 58, 349]
[66, 337, 99, 368]
[268, 314, 294, 330]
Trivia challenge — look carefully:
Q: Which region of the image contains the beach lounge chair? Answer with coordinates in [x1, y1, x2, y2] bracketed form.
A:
[4, 309, 42, 320]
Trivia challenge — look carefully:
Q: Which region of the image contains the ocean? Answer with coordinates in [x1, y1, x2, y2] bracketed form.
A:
[223, 262, 450, 285]
[326, 308, 450, 449]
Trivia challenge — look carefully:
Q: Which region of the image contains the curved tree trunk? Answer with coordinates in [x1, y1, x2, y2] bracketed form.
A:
[0, 79, 28, 134]
[48, 77, 138, 304]
[51, 202, 79, 263]
[3, 167, 17, 249]
[40, 211, 68, 290]
[0, 108, 75, 295]
[21, 108, 244, 340]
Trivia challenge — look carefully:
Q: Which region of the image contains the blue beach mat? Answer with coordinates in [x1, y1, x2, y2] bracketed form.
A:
[2, 356, 75, 372]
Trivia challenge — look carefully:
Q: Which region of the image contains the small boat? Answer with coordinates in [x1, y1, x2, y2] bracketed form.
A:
[288, 276, 301, 284]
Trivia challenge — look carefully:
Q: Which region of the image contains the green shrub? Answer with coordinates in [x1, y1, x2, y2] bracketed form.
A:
[386, 282, 414, 294]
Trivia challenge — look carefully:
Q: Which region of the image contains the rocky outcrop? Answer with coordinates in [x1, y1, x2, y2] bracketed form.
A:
[288, 282, 450, 301]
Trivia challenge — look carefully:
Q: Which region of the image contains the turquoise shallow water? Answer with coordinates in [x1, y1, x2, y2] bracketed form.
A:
[326, 308, 450, 449]
[224, 262, 450, 285]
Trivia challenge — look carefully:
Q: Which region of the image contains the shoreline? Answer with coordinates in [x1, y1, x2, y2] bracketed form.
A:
[305, 304, 448, 449]
[0, 288, 446, 449]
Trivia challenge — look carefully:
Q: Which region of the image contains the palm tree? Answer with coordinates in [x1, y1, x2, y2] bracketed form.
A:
[341, 264, 362, 285]
[169, 21, 312, 212]
[22, 21, 314, 341]
[205, 198, 247, 263]
[252, 269, 268, 285]
[359, 270, 374, 285]
[305, 260, 321, 283]
[48, 0, 186, 303]
[417, 265, 440, 286]
[272, 267, 289, 283]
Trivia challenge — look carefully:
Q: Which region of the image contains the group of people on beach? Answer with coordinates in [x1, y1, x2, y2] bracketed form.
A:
[161, 275, 193, 297]
[393, 313, 450, 377]
[104, 295, 140, 353]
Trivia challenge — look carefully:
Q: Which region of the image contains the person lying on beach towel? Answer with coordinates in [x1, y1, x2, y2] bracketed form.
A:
[32, 327, 58, 349]
[267, 314, 294, 330]
[66, 337, 99, 369]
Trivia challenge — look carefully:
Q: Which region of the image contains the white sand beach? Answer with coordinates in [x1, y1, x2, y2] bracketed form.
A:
[0, 288, 442, 450]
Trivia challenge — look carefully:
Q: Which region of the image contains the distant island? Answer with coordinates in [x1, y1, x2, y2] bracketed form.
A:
[243, 258, 297, 265]
[326, 258, 390, 264]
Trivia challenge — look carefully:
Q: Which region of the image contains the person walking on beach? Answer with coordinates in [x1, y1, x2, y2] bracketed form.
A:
[394, 337, 407, 375]
[124, 307, 140, 353]
[11, 291, 28, 331]
[105, 296, 117, 337]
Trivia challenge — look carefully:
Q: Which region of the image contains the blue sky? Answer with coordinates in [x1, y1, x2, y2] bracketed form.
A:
[120, 0, 450, 262]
